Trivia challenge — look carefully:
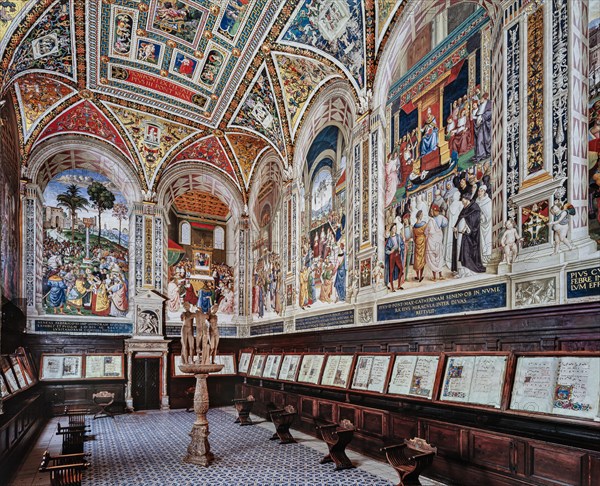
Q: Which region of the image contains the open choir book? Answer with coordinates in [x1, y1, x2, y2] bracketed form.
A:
[510, 356, 600, 421]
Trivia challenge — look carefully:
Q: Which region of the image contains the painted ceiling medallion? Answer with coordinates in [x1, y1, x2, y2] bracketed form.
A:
[5, 0, 76, 84]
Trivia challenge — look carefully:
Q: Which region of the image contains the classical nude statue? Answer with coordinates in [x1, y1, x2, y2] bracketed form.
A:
[207, 305, 220, 365]
[180, 302, 196, 364]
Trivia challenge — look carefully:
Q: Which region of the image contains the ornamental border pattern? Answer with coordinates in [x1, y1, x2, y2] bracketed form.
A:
[154, 216, 163, 291]
[135, 214, 143, 290]
[551, 0, 569, 205]
[25, 197, 35, 307]
[505, 22, 521, 210]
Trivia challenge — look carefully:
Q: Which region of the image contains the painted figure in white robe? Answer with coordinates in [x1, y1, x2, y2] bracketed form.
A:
[425, 204, 448, 281]
[384, 150, 400, 207]
[445, 191, 462, 269]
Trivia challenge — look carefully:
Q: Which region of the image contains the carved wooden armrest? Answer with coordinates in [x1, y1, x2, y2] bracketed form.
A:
[381, 443, 408, 453]
[316, 423, 338, 431]
[409, 450, 435, 460]
[39, 462, 90, 472]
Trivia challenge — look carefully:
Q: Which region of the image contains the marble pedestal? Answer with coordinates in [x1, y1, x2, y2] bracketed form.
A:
[179, 363, 224, 466]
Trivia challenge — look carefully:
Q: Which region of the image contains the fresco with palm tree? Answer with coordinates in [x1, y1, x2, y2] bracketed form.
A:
[42, 169, 129, 317]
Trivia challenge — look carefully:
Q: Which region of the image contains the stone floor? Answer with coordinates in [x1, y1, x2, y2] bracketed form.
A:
[9, 406, 447, 486]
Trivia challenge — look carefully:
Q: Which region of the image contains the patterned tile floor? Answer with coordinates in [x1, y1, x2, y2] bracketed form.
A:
[9, 407, 448, 486]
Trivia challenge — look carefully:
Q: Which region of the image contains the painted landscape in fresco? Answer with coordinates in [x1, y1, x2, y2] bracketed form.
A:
[41, 169, 129, 317]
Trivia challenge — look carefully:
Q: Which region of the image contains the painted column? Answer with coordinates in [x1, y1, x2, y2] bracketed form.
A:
[130, 200, 167, 295]
[236, 211, 249, 322]
[566, 0, 595, 249]
[22, 182, 44, 320]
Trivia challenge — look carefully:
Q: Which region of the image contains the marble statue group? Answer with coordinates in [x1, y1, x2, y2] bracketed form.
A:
[180, 301, 220, 366]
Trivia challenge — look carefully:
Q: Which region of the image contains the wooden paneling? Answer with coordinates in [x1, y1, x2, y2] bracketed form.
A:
[238, 303, 600, 355]
[424, 422, 463, 459]
[317, 401, 334, 423]
[390, 414, 418, 441]
[529, 443, 586, 486]
[469, 431, 514, 474]
[361, 409, 385, 437]
[300, 397, 315, 417]
[338, 405, 357, 425]
[0, 393, 45, 481]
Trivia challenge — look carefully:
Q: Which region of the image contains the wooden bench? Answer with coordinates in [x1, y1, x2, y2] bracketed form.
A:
[92, 391, 115, 420]
[39, 450, 90, 486]
[381, 437, 437, 486]
[56, 423, 89, 455]
[233, 395, 255, 426]
[316, 419, 355, 471]
[63, 407, 90, 428]
[268, 405, 297, 444]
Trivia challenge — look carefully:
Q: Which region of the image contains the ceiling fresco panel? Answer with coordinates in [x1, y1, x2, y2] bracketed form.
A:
[226, 131, 270, 188]
[105, 102, 197, 187]
[34, 100, 133, 160]
[14, 73, 76, 139]
[228, 63, 286, 157]
[147, 0, 208, 49]
[5, 0, 76, 84]
[0, 0, 33, 58]
[278, 0, 366, 93]
[87, 0, 282, 127]
[169, 135, 239, 185]
[375, 0, 403, 51]
[272, 52, 340, 139]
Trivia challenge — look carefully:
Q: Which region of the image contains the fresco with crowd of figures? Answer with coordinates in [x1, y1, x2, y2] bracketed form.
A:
[298, 126, 348, 310]
[382, 8, 496, 293]
[41, 169, 129, 317]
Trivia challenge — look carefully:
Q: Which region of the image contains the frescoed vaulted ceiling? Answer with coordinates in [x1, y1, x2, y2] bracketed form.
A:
[0, 0, 435, 198]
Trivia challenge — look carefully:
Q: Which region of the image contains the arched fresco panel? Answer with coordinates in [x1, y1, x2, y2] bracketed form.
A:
[249, 155, 284, 320]
[382, 7, 495, 292]
[298, 126, 347, 309]
[41, 169, 129, 317]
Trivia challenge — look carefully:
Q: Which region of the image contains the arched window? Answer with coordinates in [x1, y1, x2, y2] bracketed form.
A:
[180, 221, 191, 245]
[214, 226, 225, 250]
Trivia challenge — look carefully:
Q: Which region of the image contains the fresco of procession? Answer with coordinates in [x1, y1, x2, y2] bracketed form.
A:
[41, 169, 129, 317]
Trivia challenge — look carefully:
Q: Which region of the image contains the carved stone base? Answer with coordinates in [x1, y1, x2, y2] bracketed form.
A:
[184, 423, 214, 466]
[179, 364, 224, 467]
